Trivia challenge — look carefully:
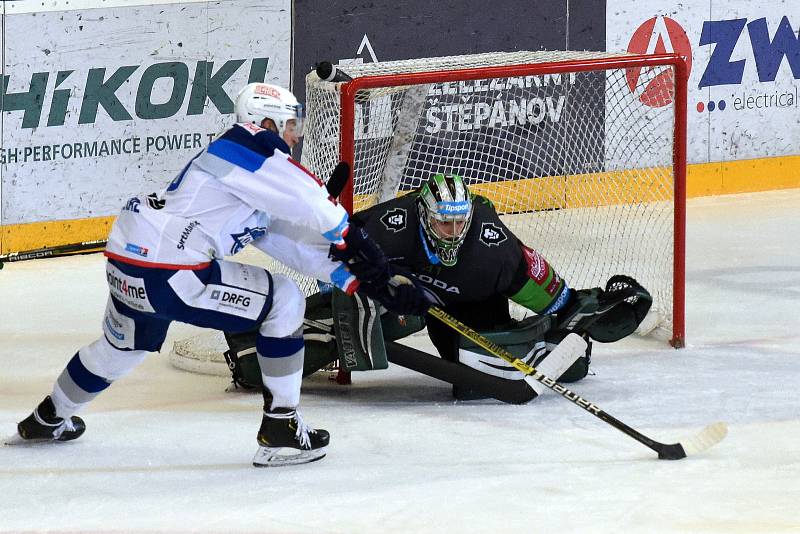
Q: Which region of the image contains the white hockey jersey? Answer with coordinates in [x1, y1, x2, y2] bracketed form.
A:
[105, 122, 356, 292]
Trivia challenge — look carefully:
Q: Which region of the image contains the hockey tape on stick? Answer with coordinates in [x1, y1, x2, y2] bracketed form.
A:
[427, 306, 727, 460]
[0, 239, 107, 267]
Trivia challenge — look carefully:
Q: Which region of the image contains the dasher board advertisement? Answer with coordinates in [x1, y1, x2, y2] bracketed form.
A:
[607, 0, 800, 164]
[1, 0, 290, 226]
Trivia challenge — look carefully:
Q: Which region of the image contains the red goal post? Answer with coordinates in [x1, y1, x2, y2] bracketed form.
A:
[305, 51, 687, 347]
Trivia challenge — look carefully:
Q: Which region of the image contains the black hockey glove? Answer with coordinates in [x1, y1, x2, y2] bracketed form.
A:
[329, 224, 391, 287]
[352, 270, 432, 316]
[387, 273, 433, 316]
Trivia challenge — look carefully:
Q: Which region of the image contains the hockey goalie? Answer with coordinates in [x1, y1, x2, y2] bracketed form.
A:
[223, 173, 653, 403]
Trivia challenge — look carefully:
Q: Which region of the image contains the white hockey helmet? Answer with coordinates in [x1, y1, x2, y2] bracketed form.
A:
[234, 83, 304, 137]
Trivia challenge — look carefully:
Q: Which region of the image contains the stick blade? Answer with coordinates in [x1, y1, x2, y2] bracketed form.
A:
[680, 421, 728, 456]
[658, 421, 728, 460]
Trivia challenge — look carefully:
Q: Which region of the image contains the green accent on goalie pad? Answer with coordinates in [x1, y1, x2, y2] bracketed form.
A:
[332, 289, 388, 371]
[458, 315, 552, 360]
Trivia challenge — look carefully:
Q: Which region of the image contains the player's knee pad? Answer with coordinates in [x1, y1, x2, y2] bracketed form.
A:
[259, 273, 305, 339]
[79, 336, 148, 381]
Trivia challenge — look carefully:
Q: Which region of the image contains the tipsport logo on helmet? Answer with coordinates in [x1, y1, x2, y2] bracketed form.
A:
[626, 16, 693, 108]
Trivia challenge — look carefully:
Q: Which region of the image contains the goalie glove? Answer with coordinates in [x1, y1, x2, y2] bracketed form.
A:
[555, 275, 652, 342]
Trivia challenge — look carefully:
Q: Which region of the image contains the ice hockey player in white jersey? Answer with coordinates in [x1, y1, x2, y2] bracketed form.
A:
[9, 82, 418, 467]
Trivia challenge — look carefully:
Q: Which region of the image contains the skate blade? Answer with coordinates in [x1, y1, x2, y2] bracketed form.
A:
[252, 445, 327, 467]
[2, 432, 48, 446]
[3, 433, 26, 446]
[4, 432, 76, 447]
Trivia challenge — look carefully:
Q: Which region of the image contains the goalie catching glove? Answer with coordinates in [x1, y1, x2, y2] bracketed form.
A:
[555, 275, 653, 342]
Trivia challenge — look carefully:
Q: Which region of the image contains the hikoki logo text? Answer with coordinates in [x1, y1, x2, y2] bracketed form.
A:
[0, 57, 268, 165]
[0, 57, 269, 129]
[627, 15, 800, 113]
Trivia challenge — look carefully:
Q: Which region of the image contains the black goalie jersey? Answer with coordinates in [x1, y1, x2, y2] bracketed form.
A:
[351, 192, 571, 316]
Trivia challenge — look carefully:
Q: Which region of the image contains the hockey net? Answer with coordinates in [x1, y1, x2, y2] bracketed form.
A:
[169, 50, 686, 376]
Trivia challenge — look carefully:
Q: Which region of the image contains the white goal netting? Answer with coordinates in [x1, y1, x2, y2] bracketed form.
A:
[169, 50, 685, 375]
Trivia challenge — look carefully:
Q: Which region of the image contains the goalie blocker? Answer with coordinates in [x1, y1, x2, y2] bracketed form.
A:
[222, 274, 654, 403]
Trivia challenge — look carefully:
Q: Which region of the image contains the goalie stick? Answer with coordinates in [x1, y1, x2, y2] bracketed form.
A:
[0, 239, 107, 267]
[427, 306, 727, 460]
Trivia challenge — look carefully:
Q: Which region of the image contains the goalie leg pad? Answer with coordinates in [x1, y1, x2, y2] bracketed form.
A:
[457, 314, 551, 380]
[457, 315, 591, 384]
[332, 288, 388, 372]
[524, 333, 587, 395]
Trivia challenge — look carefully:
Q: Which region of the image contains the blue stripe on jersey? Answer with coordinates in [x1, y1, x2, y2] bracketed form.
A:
[66, 353, 111, 393]
[330, 263, 353, 290]
[206, 123, 291, 173]
[322, 213, 350, 242]
[207, 139, 267, 172]
[256, 335, 304, 358]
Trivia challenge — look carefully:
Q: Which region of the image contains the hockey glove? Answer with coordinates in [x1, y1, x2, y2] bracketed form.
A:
[352, 271, 432, 316]
[555, 275, 652, 342]
[387, 273, 433, 316]
[329, 224, 391, 287]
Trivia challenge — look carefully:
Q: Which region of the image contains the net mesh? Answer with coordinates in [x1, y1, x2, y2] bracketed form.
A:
[170, 50, 681, 370]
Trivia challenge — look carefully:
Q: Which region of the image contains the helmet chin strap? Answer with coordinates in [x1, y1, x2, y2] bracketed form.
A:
[418, 225, 441, 265]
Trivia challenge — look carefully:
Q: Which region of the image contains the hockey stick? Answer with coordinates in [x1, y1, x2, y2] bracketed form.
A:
[427, 306, 727, 460]
[0, 239, 107, 268]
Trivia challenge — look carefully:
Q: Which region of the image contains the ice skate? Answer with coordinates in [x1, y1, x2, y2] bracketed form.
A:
[252, 408, 329, 467]
[5, 396, 85, 445]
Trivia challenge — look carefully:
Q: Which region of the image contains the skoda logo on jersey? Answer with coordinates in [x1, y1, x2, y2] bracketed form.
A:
[479, 222, 507, 247]
[380, 208, 407, 233]
[230, 226, 267, 255]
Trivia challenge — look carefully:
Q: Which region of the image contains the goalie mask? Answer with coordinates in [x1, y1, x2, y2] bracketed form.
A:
[417, 173, 474, 267]
[234, 83, 305, 138]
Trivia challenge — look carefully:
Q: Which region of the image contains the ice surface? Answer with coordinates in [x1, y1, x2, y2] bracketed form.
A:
[1, 189, 799, 533]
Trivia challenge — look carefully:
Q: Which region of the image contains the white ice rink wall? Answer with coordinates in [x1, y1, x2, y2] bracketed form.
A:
[0, 0, 290, 253]
[2, 0, 800, 254]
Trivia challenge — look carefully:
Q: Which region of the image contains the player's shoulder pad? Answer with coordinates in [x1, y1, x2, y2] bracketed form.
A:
[358, 194, 417, 234]
[471, 193, 496, 212]
[208, 123, 290, 170]
[470, 195, 512, 248]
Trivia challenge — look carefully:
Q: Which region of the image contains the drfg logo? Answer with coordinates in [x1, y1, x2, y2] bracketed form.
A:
[1, 57, 269, 129]
[210, 289, 252, 308]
